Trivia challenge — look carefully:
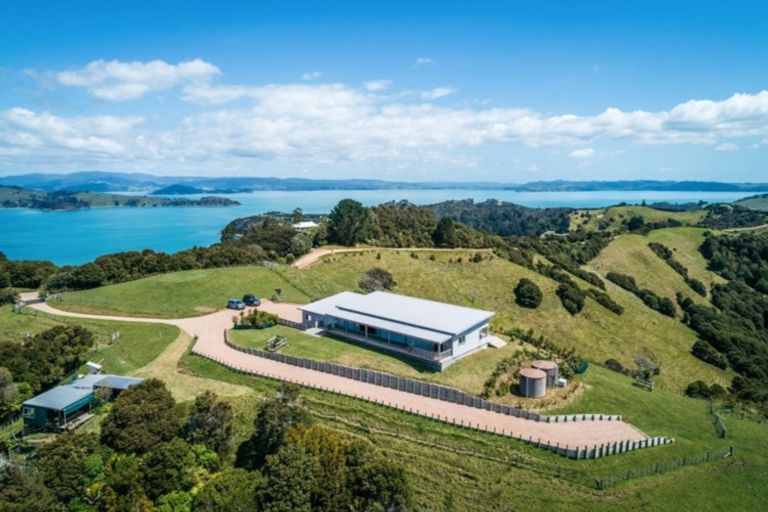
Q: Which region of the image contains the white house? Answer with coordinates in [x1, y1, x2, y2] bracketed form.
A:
[300, 291, 494, 370]
[292, 221, 319, 231]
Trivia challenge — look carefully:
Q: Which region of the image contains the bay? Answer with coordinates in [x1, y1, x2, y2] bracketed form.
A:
[0, 189, 751, 265]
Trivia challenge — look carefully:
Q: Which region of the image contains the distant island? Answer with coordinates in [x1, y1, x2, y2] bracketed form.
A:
[2, 171, 768, 195]
[0, 185, 239, 211]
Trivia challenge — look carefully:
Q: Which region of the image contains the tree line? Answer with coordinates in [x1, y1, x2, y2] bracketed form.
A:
[0, 381, 411, 512]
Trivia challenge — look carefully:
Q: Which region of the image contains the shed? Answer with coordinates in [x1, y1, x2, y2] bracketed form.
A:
[95, 375, 143, 391]
[22, 386, 94, 431]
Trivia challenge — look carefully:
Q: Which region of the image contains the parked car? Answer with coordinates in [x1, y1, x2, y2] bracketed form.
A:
[242, 294, 261, 307]
[226, 299, 246, 310]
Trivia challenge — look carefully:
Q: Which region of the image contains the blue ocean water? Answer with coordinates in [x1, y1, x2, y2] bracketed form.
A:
[0, 189, 752, 265]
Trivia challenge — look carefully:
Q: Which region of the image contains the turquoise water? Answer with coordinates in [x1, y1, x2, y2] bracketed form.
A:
[0, 189, 752, 265]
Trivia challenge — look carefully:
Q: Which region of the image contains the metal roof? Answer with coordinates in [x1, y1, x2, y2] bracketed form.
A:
[23, 386, 93, 411]
[69, 374, 106, 389]
[300, 291, 494, 341]
[96, 375, 143, 390]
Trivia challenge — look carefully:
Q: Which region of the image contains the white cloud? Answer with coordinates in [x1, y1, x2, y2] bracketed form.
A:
[714, 142, 738, 151]
[0, 108, 142, 156]
[414, 57, 434, 67]
[419, 86, 455, 100]
[364, 79, 391, 92]
[55, 59, 219, 101]
[569, 148, 595, 158]
[301, 71, 322, 81]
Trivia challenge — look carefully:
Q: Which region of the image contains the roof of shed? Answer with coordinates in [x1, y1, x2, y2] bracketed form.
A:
[23, 386, 93, 411]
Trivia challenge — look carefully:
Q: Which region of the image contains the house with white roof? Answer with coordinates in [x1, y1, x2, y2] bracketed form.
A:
[292, 221, 319, 231]
[299, 291, 495, 370]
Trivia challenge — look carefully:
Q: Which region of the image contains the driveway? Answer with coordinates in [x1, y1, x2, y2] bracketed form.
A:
[28, 301, 648, 449]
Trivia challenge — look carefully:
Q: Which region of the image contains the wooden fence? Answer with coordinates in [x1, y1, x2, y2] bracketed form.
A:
[596, 447, 733, 489]
[224, 330, 625, 424]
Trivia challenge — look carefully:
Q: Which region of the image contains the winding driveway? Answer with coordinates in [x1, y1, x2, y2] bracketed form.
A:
[27, 299, 647, 449]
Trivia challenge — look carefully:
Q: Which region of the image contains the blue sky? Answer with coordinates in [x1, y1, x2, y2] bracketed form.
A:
[1, 1, 767, 182]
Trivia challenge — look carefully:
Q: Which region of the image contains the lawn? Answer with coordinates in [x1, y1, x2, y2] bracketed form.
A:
[0, 306, 179, 375]
[229, 325, 523, 395]
[53, 265, 312, 318]
[646, 227, 727, 290]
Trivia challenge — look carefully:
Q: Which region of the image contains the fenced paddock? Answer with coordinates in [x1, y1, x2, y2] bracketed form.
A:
[596, 447, 734, 489]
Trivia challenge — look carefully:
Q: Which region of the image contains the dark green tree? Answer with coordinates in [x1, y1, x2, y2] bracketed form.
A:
[101, 454, 154, 512]
[327, 199, 370, 246]
[556, 282, 585, 315]
[142, 438, 197, 500]
[101, 379, 180, 455]
[35, 432, 99, 504]
[0, 465, 57, 512]
[432, 217, 458, 247]
[236, 384, 312, 470]
[194, 468, 264, 512]
[183, 391, 233, 457]
[514, 278, 543, 309]
[257, 444, 314, 512]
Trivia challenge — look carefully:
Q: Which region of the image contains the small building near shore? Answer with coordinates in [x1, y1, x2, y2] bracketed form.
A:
[299, 291, 495, 370]
[292, 221, 319, 231]
[21, 374, 143, 433]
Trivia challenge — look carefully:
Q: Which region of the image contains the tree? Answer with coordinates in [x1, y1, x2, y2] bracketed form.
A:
[0, 367, 16, 416]
[514, 278, 543, 309]
[0, 465, 57, 512]
[156, 491, 193, 512]
[194, 468, 264, 512]
[432, 217, 458, 247]
[556, 283, 585, 315]
[101, 454, 154, 512]
[350, 457, 412, 511]
[359, 267, 396, 292]
[183, 391, 233, 456]
[291, 207, 304, 224]
[101, 379, 180, 455]
[35, 432, 99, 504]
[327, 199, 370, 246]
[142, 438, 197, 500]
[257, 444, 314, 512]
[236, 384, 313, 470]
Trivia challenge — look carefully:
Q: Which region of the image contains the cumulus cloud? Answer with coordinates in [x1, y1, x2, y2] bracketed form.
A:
[364, 79, 392, 92]
[7, 63, 768, 171]
[569, 148, 595, 158]
[0, 108, 142, 156]
[55, 59, 219, 101]
[301, 71, 322, 81]
[714, 142, 738, 151]
[419, 86, 455, 100]
[414, 57, 434, 67]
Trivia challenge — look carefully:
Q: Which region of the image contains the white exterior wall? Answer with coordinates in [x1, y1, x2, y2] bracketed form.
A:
[449, 322, 489, 359]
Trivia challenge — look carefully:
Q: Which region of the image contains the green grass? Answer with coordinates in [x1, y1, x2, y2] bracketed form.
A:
[181, 352, 768, 511]
[734, 193, 768, 211]
[0, 306, 179, 375]
[53, 266, 312, 318]
[646, 227, 727, 290]
[229, 325, 523, 395]
[572, 205, 706, 232]
[588, 233, 711, 307]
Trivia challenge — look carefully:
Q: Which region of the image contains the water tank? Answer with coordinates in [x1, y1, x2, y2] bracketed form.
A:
[532, 360, 559, 387]
[519, 368, 547, 398]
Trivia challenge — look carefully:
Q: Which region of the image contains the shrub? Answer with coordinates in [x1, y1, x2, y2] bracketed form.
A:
[585, 288, 624, 315]
[514, 278, 543, 309]
[691, 339, 728, 369]
[359, 267, 396, 292]
[556, 282, 585, 315]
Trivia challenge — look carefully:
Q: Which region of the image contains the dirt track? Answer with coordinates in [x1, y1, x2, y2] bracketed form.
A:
[28, 300, 647, 448]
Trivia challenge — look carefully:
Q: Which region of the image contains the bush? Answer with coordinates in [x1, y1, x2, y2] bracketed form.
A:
[556, 282, 585, 315]
[691, 339, 728, 369]
[359, 267, 396, 292]
[514, 278, 543, 309]
[585, 288, 624, 315]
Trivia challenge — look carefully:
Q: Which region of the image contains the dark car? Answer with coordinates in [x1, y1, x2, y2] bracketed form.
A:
[226, 299, 246, 310]
[242, 294, 261, 307]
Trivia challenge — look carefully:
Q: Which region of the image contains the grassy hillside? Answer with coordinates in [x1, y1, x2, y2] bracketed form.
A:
[646, 227, 727, 288]
[588, 233, 711, 306]
[54, 266, 312, 317]
[734, 193, 768, 211]
[571, 205, 706, 231]
[57, 248, 726, 392]
[0, 306, 179, 375]
[181, 354, 768, 512]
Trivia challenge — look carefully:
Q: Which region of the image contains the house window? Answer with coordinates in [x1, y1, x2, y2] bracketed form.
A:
[458, 335, 466, 345]
[22, 406, 35, 418]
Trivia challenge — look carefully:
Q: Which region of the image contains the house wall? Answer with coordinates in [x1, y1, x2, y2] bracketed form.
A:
[450, 321, 490, 359]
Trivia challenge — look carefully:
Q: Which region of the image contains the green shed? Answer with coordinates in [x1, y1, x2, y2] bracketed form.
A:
[22, 386, 94, 432]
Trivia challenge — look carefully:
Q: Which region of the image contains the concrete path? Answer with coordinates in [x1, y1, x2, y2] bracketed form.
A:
[28, 301, 646, 449]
